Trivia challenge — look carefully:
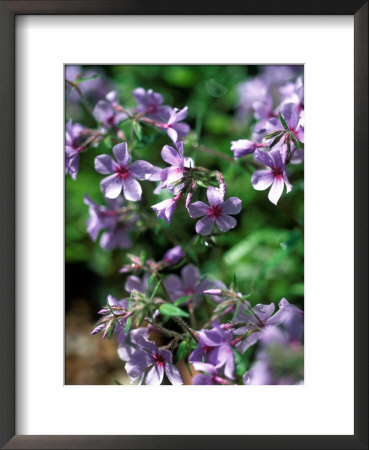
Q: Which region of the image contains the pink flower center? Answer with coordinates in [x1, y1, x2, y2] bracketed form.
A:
[153, 353, 165, 366]
[208, 205, 223, 219]
[116, 165, 130, 180]
[272, 167, 283, 177]
[185, 288, 194, 295]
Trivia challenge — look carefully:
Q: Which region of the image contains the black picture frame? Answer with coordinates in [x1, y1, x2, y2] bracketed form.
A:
[0, 1, 367, 449]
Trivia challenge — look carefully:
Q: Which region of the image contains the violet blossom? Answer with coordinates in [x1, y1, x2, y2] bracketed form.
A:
[162, 245, 185, 266]
[84, 195, 136, 250]
[65, 119, 88, 180]
[160, 106, 190, 143]
[93, 91, 127, 130]
[188, 186, 242, 236]
[233, 299, 303, 353]
[132, 87, 171, 122]
[119, 333, 183, 385]
[163, 264, 212, 307]
[243, 326, 304, 385]
[192, 362, 231, 385]
[251, 148, 292, 205]
[189, 325, 235, 379]
[95, 142, 154, 201]
[151, 194, 181, 224]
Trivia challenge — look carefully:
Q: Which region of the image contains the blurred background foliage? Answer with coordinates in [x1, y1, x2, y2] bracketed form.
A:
[65, 65, 303, 383]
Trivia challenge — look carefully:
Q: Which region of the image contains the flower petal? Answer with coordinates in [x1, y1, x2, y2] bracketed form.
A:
[268, 176, 284, 205]
[221, 197, 242, 215]
[251, 170, 274, 191]
[167, 127, 178, 144]
[144, 364, 164, 385]
[161, 145, 182, 167]
[165, 363, 183, 385]
[283, 172, 293, 193]
[113, 142, 130, 166]
[207, 186, 224, 207]
[125, 275, 144, 294]
[94, 154, 117, 174]
[254, 149, 274, 168]
[215, 214, 237, 232]
[129, 160, 153, 180]
[188, 201, 210, 218]
[181, 264, 200, 288]
[100, 174, 123, 199]
[122, 177, 142, 202]
[195, 216, 214, 236]
[281, 102, 299, 130]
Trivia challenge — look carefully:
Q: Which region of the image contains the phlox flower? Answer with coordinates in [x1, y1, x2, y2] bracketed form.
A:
[188, 186, 242, 236]
[65, 119, 88, 180]
[189, 325, 235, 379]
[251, 149, 292, 205]
[151, 194, 181, 224]
[163, 264, 212, 307]
[95, 142, 154, 201]
[132, 87, 171, 122]
[93, 90, 127, 130]
[119, 333, 183, 385]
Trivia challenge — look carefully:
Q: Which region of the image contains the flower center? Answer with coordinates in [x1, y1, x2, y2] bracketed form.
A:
[208, 205, 222, 219]
[116, 165, 130, 180]
[153, 353, 165, 366]
[272, 167, 283, 177]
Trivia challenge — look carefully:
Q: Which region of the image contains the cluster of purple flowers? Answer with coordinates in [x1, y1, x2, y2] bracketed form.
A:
[66, 66, 304, 385]
[91, 269, 304, 385]
[66, 80, 243, 243]
[231, 67, 304, 204]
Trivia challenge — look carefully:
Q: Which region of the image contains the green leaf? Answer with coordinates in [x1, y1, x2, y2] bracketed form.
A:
[196, 180, 208, 188]
[279, 112, 289, 131]
[269, 132, 284, 148]
[124, 316, 132, 334]
[264, 130, 283, 140]
[132, 121, 142, 141]
[159, 303, 190, 318]
[174, 295, 192, 306]
[76, 74, 100, 84]
[149, 280, 162, 301]
[145, 273, 156, 296]
[113, 379, 122, 385]
[177, 341, 188, 360]
[290, 133, 301, 149]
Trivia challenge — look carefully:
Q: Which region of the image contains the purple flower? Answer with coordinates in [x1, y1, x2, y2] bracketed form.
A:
[251, 149, 292, 205]
[230, 139, 268, 160]
[84, 195, 136, 250]
[189, 326, 234, 379]
[192, 362, 230, 385]
[233, 299, 303, 353]
[151, 194, 181, 224]
[90, 295, 130, 339]
[243, 327, 304, 385]
[124, 273, 151, 295]
[120, 334, 183, 385]
[66, 66, 111, 103]
[95, 142, 154, 201]
[160, 106, 190, 143]
[278, 103, 304, 143]
[93, 91, 127, 130]
[132, 87, 171, 122]
[188, 186, 242, 236]
[267, 298, 304, 341]
[163, 245, 184, 266]
[237, 78, 269, 118]
[163, 264, 212, 307]
[65, 119, 88, 179]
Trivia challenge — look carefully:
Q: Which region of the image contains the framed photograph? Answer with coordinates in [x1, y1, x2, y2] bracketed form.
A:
[1, 1, 367, 449]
